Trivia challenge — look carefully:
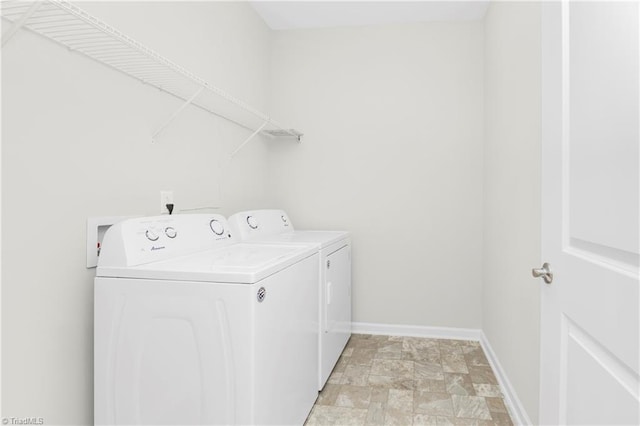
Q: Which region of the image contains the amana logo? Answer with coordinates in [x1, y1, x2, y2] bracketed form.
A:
[151, 246, 166, 251]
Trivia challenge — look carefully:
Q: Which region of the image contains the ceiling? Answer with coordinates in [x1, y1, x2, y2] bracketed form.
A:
[249, 1, 490, 30]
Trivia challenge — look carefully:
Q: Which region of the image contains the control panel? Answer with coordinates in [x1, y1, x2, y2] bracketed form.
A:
[98, 214, 235, 268]
[228, 210, 294, 241]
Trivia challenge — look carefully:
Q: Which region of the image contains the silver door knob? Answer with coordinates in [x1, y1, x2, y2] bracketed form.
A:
[532, 262, 553, 284]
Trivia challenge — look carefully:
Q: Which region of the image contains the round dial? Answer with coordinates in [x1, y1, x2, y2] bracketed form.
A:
[247, 216, 259, 229]
[145, 229, 159, 241]
[209, 219, 224, 235]
[165, 227, 177, 238]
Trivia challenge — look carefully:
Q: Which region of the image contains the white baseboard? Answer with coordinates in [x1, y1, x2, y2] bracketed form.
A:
[352, 321, 482, 341]
[351, 322, 531, 426]
[479, 331, 532, 426]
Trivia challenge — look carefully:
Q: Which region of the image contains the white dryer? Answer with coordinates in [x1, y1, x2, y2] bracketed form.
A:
[228, 210, 351, 390]
[94, 214, 319, 425]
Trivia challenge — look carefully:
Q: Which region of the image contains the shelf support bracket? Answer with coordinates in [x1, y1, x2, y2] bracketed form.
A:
[1, 1, 43, 47]
[230, 119, 269, 158]
[151, 86, 206, 142]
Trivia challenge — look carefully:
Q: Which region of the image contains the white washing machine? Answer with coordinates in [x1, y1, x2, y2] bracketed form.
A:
[94, 214, 319, 425]
[228, 210, 351, 390]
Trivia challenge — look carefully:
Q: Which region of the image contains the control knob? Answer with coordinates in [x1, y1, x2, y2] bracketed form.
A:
[247, 216, 259, 229]
[165, 227, 177, 238]
[145, 229, 159, 241]
[210, 219, 224, 235]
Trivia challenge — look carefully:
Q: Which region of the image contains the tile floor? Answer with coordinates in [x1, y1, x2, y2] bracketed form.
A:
[305, 334, 514, 426]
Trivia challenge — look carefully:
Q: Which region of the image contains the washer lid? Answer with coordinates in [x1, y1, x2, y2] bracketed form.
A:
[96, 243, 316, 283]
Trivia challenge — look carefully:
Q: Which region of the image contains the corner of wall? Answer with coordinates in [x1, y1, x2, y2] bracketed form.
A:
[481, 1, 542, 424]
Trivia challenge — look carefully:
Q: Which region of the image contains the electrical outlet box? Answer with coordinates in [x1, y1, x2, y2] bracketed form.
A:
[160, 190, 174, 214]
[86, 215, 133, 268]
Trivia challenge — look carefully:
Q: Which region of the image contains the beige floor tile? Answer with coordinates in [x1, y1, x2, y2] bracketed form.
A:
[375, 350, 402, 360]
[414, 391, 454, 416]
[305, 405, 368, 426]
[336, 385, 373, 409]
[415, 378, 447, 393]
[370, 359, 414, 379]
[368, 374, 415, 390]
[342, 364, 372, 386]
[414, 414, 457, 425]
[350, 348, 378, 365]
[333, 355, 350, 373]
[342, 347, 355, 357]
[436, 417, 456, 426]
[422, 414, 468, 426]
[327, 371, 343, 385]
[311, 335, 514, 426]
[384, 389, 413, 425]
[349, 335, 383, 350]
[384, 411, 412, 425]
[365, 389, 389, 425]
[467, 366, 498, 385]
[375, 341, 402, 360]
[402, 348, 442, 363]
[442, 352, 469, 374]
[451, 395, 491, 420]
[370, 387, 389, 403]
[413, 413, 440, 425]
[415, 361, 445, 380]
[472, 383, 502, 397]
[388, 388, 413, 405]
[378, 341, 402, 353]
[403, 336, 439, 351]
[438, 338, 463, 348]
[444, 373, 476, 396]
[317, 383, 341, 406]
[459, 341, 481, 353]
[439, 348, 463, 361]
[484, 396, 507, 413]
[345, 339, 359, 350]
[365, 401, 385, 425]
[438, 340, 463, 356]
[463, 347, 490, 367]
[490, 412, 514, 425]
[452, 418, 495, 426]
[354, 334, 389, 343]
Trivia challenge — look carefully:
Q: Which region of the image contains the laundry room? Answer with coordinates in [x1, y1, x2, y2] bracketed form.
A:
[2, 1, 638, 425]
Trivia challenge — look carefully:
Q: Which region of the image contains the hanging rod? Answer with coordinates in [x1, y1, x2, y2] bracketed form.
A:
[1, 0, 303, 144]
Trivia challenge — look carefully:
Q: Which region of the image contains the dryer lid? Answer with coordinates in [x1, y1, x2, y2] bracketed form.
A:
[245, 230, 349, 249]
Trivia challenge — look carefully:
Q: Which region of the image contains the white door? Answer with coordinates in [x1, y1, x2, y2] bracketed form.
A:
[540, 1, 639, 425]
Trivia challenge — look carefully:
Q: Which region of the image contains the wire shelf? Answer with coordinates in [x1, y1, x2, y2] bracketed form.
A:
[1, 0, 302, 146]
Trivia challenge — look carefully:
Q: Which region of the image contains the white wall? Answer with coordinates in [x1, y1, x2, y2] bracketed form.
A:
[2, 2, 545, 423]
[267, 23, 484, 328]
[1, 2, 272, 423]
[483, 2, 542, 423]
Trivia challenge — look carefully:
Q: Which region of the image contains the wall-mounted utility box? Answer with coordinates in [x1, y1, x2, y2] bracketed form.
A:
[86, 216, 134, 268]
